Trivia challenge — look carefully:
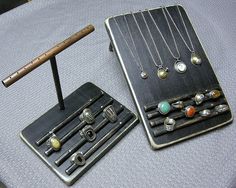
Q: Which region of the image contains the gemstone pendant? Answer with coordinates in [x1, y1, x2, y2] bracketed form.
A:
[157, 67, 168, 79]
[174, 60, 187, 73]
[191, 52, 202, 65]
[140, 71, 148, 79]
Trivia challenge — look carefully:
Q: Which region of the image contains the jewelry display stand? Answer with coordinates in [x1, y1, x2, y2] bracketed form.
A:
[2, 25, 139, 185]
[105, 5, 233, 149]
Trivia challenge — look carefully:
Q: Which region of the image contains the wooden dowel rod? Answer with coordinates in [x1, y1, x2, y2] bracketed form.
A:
[2, 24, 95, 87]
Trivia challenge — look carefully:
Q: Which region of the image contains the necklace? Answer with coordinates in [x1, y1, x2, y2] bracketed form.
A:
[131, 12, 168, 79]
[164, 6, 202, 65]
[113, 17, 148, 79]
[146, 8, 187, 73]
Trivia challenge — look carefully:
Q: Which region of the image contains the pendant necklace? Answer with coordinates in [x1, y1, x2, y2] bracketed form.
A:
[145, 8, 187, 73]
[113, 16, 148, 79]
[164, 6, 202, 65]
[131, 12, 168, 79]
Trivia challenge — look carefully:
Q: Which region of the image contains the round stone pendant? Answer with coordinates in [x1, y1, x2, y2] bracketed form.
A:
[174, 61, 187, 73]
[140, 71, 148, 79]
[191, 52, 202, 65]
[157, 67, 168, 79]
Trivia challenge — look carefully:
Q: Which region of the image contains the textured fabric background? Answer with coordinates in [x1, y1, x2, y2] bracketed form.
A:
[0, 0, 235, 187]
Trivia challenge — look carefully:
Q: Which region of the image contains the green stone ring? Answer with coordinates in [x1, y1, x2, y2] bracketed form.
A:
[158, 101, 171, 115]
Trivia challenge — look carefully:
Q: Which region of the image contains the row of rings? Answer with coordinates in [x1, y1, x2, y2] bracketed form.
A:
[163, 104, 229, 132]
[46, 105, 118, 151]
[157, 89, 221, 115]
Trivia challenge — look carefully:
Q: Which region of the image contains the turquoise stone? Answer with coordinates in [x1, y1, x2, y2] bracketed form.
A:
[158, 101, 171, 115]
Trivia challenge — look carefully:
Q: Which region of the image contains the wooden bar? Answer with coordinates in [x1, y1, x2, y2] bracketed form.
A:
[2, 24, 95, 87]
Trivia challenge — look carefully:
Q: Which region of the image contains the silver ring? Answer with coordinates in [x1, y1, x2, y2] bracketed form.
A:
[194, 93, 205, 105]
[70, 152, 86, 166]
[215, 104, 229, 113]
[79, 125, 96, 142]
[102, 105, 118, 123]
[79, 108, 95, 124]
[171, 101, 184, 109]
[199, 109, 211, 117]
[164, 117, 176, 132]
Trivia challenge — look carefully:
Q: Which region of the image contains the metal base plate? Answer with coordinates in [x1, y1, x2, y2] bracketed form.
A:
[104, 5, 233, 149]
[20, 82, 139, 185]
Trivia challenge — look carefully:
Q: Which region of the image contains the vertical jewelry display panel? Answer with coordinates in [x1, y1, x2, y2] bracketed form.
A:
[105, 5, 233, 149]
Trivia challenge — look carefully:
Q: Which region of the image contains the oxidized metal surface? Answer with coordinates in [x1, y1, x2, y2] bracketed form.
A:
[20, 83, 139, 185]
[105, 5, 233, 149]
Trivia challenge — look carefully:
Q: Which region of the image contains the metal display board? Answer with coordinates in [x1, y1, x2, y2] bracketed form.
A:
[105, 5, 233, 149]
[21, 82, 138, 185]
[1, 25, 139, 185]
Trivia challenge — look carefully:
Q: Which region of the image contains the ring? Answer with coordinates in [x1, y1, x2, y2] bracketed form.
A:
[184, 106, 196, 118]
[199, 109, 211, 117]
[171, 101, 184, 109]
[158, 101, 171, 115]
[206, 90, 221, 99]
[79, 108, 95, 124]
[215, 104, 229, 113]
[80, 125, 96, 142]
[102, 105, 118, 123]
[70, 152, 86, 166]
[164, 117, 176, 132]
[194, 93, 205, 105]
[47, 134, 61, 151]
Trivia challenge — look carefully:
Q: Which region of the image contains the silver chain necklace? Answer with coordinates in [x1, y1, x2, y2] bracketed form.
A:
[145, 8, 187, 73]
[113, 17, 148, 79]
[131, 12, 168, 79]
[164, 6, 202, 65]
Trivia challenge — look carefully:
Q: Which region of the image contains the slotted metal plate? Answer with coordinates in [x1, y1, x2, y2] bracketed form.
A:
[21, 82, 139, 185]
[105, 5, 233, 149]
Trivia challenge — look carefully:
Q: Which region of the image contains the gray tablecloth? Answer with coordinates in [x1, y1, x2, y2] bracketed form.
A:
[0, 0, 235, 187]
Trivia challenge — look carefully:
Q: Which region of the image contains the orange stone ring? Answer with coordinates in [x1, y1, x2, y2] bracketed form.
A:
[184, 106, 196, 118]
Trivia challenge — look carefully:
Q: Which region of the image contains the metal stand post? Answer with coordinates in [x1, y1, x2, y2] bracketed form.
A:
[109, 42, 113, 52]
[50, 56, 65, 110]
